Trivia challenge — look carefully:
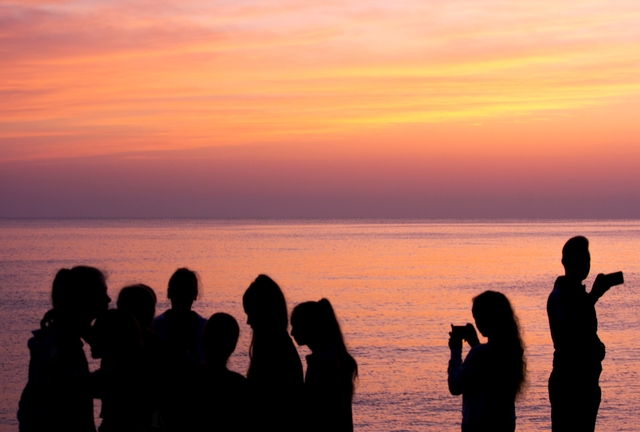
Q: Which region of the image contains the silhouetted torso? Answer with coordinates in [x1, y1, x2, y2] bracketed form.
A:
[303, 345, 354, 432]
[247, 332, 303, 431]
[18, 323, 96, 432]
[548, 276, 605, 368]
[547, 276, 604, 432]
[189, 365, 249, 432]
[151, 309, 207, 363]
[151, 309, 206, 431]
[448, 342, 517, 432]
[91, 354, 157, 432]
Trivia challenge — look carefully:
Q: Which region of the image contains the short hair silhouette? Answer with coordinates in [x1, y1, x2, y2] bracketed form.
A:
[242, 274, 288, 333]
[117, 284, 157, 330]
[167, 267, 199, 311]
[561, 236, 590, 281]
[203, 313, 239, 364]
[562, 235, 589, 264]
[471, 290, 526, 395]
[91, 309, 143, 359]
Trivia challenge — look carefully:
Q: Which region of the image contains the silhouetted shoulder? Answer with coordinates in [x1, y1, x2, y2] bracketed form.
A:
[448, 343, 489, 395]
[190, 366, 249, 432]
[225, 369, 248, 386]
[18, 326, 95, 432]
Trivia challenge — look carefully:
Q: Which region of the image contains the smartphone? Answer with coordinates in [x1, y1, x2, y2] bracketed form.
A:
[451, 325, 469, 340]
[602, 271, 624, 288]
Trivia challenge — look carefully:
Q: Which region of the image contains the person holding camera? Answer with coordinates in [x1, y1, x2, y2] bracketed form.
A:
[547, 236, 624, 431]
[448, 291, 526, 432]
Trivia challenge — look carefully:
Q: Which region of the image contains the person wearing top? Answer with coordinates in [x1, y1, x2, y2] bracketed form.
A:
[547, 236, 618, 431]
[151, 268, 207, 363]
[189, 313, 249, 432]
[291, 298, 358, 432]
[448, 291, 526, 432]
[243, 274, 303, 431]
[89, 309, 159, 432]
[18, 266, 110, 432]
[151, 268, 207, 432]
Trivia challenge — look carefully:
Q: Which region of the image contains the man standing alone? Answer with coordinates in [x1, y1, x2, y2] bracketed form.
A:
[547, 236, 619, 431]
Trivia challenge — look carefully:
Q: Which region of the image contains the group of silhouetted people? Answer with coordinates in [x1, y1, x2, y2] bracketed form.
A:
[447, 235, 623, 432]
[18, 235, 621, 431]
[18, 269, 357, 432]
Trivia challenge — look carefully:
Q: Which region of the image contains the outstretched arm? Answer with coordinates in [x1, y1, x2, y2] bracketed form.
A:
[589, 273, 609, 304]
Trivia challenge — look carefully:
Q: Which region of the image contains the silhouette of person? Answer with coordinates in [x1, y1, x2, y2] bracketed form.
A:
[150, 268, 207, 432]
[291, 298, 358, 432]
[18, 266, 110, 432]
[117, 284, 159, 350]
[548, 236, 613, 431]
[89, 309, 160, 432]
[151, 268, 207, 363]
[189, 313, 249, 432]
[448, 291, 526, 432]
[243, 274, 303, 431]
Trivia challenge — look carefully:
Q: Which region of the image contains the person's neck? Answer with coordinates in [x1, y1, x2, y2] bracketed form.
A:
[170, 307, 192, 315]
[308, 340, 330, 354]
[52, 316, 84, 339]
[204, 358, 228, 370]
[563, 274, 585, 287]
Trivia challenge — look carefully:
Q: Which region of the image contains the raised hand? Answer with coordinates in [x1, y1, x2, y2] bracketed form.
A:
[448, 324, 463, 350]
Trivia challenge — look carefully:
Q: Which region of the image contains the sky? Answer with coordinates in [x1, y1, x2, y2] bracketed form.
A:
[1, 0, 639, 217]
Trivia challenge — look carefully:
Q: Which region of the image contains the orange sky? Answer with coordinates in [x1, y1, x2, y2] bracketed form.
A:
[1, 0, 639, 217]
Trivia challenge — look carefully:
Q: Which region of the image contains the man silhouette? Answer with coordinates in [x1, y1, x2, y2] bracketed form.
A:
[547, 236, 612, 431]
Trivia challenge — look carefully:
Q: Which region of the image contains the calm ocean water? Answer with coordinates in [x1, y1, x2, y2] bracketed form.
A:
[0, 219, 638, 431]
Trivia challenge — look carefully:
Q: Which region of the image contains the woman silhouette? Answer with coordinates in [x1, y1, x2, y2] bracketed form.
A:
[243, 275, 303, 431]
[18, 266, 110, 432]
[447, 291, 526, 432]
[291, 299, 358, 432]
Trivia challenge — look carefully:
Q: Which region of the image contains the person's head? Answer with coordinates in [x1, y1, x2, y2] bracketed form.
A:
[117, 284, 157, 330]
[202, 313, 239, 366]
[472, 291, 517, 339]
[242, 274, 288, 333]
[167, 268, 199, 312]
[561, 236, 590, 282]
[90, 309, 143, 360]
[290, 301, 316, 347]
[291, 298, 358, 393]
[51, 266, 110, 328]
[291, 299, 345, 351]
[472, 290, 526, 395]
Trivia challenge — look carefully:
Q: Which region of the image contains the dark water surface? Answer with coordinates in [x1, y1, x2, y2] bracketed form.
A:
[1, 219, 639, 431]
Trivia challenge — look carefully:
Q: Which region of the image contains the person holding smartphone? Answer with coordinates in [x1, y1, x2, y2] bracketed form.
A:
[547, 236, 623, 432]
[448, 291, 526, 432]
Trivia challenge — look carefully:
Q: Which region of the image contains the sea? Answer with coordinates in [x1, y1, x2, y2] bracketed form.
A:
[0, 219, 638, 431]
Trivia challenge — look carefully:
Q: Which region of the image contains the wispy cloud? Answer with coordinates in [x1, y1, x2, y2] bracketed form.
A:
[1, 0, 640, 160]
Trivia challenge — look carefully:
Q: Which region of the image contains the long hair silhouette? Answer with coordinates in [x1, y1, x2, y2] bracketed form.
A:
[19, 266, 109, 432]
[242, 274, 302, 431]
[91, 309, 144, 360]
[292, 299, 358, 395]
[117, 284, 157, 331]
[243, 274, 289, 362]
[472, 290, 526, 396]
